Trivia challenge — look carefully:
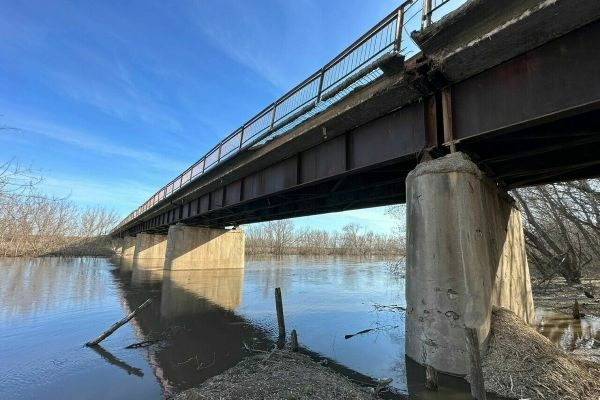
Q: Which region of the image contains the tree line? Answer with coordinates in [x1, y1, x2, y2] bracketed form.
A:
[0, 160, 119, 257]
[244, 220, 405, 256]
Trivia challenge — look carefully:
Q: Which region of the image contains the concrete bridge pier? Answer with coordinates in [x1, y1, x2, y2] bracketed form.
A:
[405, 152, 534, 376]
[164, 224, 245, 271]
[132, 233, 167, 270]
[120, 236, 136, 261]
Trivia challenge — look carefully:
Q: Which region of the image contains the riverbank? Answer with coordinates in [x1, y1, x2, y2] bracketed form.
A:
[176, 350, 379, 400]
[172, 274, 600, 400]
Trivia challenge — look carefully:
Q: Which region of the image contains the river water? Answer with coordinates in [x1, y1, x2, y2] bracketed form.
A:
[1, 257, 598, 399]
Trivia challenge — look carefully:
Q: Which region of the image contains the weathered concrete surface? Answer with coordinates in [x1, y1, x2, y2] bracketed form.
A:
[413, 0, 600, 84]
[405, 152, 534, 375]
[164, 225, 245, 271]
[132, 233, 167, 269]
[120, 236, 136, 261]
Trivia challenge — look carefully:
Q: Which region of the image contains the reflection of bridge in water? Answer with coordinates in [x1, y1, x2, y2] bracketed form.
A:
[113, 260, 259, 395]
[115, 258, 392, 396]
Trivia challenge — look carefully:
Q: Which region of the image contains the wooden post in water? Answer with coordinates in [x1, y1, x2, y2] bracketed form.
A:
[290, 329, 299, 352]
[465, 327, 487, 400]
[86, 298, 152, 347]
[573, 300, 581, 319]
[425, 364, 438, 390]
[275, 287, 286, 339]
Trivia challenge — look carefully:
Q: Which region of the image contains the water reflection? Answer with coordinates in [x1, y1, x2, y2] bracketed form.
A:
[161, 269, 243, 318]
[536, 309, 600, 351]
[0, 257, 108, 321]
[132, 267, 164, 287]
[89, 345, 145, 377]
[112, 261, 267, 397]
[120, 257, 134, 272]
[2, 256, 561, 400]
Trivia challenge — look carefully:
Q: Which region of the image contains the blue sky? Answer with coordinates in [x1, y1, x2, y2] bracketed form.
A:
[0, 0, 411, 233]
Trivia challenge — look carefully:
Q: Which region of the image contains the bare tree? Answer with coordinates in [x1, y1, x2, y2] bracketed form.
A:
[264, 220, 295, 256]
[244, 219, 401, 256]
[0, 159, 120, 257]
[513, 180, 599, 284]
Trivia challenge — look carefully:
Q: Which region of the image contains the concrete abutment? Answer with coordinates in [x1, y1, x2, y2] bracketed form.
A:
[164, 225, 245, 271]
[405, 152, 534, 375]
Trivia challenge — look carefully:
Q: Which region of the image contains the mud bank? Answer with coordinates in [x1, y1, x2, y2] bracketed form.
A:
[176, 350, 381, 400]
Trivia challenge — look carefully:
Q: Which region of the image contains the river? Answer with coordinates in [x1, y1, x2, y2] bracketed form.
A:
[1, 257, 598, 399]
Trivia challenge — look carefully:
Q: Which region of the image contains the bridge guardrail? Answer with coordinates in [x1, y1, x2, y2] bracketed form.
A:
[113, 0, 459, 233]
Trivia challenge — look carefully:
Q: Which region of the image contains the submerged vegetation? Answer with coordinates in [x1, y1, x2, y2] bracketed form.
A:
[0, 160, 118, 257]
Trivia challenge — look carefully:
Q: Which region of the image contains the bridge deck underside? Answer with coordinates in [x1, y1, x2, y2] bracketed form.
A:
[120, 18, 600, 236]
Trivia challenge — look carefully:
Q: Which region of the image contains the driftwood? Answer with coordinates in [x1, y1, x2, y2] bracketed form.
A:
[344, 328, 374, 340]
[85, 298, 152, 347]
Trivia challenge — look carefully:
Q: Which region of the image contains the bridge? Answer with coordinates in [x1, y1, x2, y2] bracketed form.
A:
[113, 0, 600, 376]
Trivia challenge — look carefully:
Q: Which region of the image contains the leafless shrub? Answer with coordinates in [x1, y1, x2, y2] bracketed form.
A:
[0, 159, 119, 257]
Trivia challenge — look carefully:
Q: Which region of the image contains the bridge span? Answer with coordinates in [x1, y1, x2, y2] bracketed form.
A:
[113, 0, 600, 377]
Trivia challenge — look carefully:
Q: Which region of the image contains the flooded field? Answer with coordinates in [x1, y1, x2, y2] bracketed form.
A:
[1, 257, 598, 399]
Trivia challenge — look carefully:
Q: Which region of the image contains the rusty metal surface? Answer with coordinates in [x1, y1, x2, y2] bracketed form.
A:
[300, 136, 346, 184]
[349, 104, 425, 170]
[452, 19, 600, 140]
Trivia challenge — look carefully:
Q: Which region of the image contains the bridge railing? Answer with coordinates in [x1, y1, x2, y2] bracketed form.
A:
[113, 0, 461, 233]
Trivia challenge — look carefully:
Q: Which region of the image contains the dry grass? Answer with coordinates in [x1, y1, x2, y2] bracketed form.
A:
[477, 307, 600, 400]
[176, 350, 376, 400]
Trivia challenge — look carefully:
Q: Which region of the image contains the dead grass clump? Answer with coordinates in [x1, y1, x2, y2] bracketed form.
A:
[176, 350, 375, 400]
[479, 307, 600, 399]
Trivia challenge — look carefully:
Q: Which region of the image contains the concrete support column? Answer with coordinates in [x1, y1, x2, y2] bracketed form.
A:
[121, 236, 136, 260]
[164, 225, 245, 271]
[132, 233, 167, 270]
[405, 152, 534, 375]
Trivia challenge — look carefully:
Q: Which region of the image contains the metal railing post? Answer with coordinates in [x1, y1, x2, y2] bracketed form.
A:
[270, 103, 277, 129]
[423, 0, 432, 28]
[394, 7, 405, 52]
[315, 68, 325, 103]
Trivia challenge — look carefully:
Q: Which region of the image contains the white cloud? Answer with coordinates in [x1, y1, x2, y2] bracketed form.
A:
[1, 110, 186, 173]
